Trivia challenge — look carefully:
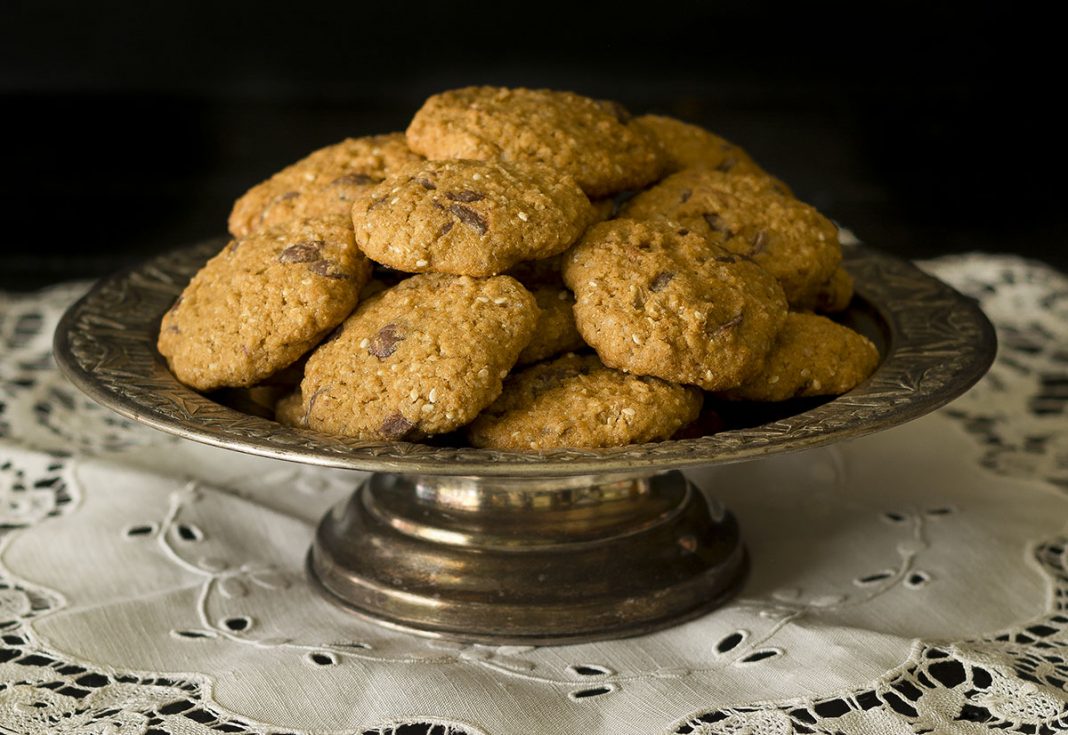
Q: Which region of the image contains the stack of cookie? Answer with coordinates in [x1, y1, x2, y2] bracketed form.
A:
[158, 86, 878, 450]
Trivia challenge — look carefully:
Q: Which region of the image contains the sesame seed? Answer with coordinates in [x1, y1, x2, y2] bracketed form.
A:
[415, 259, 428, 267]
[622, 407, 636, 418]
[359, 338, 370, 349]
[445, 412, 455, 420]
[493, 297, 508, 305]
[478, 367, 490, 378]
[769, 375, 780, 384]
[428, 388, 438, 403]
[588, 280, 598, 288]
[631, 334, 641, 344]
[303, 172, 316, 181]
[498, 370, 508, 378]
[390, 197, 399, 204]
[409, 389, 419, 400]
[517, 211, 529, 222]
[812, 380, 822, 390]
[472, 173, 482, 180]
[421, 403, 434, 413]
[476, 295, 490, 303]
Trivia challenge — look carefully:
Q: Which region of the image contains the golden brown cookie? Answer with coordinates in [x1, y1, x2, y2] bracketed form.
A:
[795, 265, 854, 313]
[158, 216, 370, 391]
[620, 168, 840, 308]
[228, 134, 422, 237]
[722, 312, 879, 401]
[274, 389, 306, 427]
[632, 114, 789, 192]
[406, 86, 662, 197]
[351, 159, 592, 276]
[516, 285, 586, 365]
[468, 353, 702, 449]
[300, 273, 537, 440]
[563, 218, 788, 391]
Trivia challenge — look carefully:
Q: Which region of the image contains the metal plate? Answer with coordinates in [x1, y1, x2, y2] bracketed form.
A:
[53, 241, 996, 477]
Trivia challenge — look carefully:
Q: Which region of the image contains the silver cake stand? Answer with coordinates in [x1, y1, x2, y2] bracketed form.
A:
[53, 242, 996, 645]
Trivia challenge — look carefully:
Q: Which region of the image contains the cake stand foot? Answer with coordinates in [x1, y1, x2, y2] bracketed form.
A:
[307, 470, 746, 645]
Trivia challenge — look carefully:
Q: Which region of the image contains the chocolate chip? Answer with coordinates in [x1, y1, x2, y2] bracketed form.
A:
[368, 323, 404, 359]
[714, 255, 737, 264]
[448, 203, 488, 235]
[709, 313, 744, 338]
[437, 221, 454, 238]
[446, 190, 485, 203]
[703, 212, 734, 238]
[308, 259, 349, 279]
[278, 191, 300, 202]
[228, 241, 241, 253]
[380, 412, 414, 440]
[715, 157, 738, 173]
[332, 173, 377, 186]
[649, 271, 675, 292]
[414, 177, 437, 190]
[749, 230, 769, 255]
[677, 228, 689, 236]
[367, 196, 389, 211]
[278, 240, 324, 263]
[680, 189, 692, 203]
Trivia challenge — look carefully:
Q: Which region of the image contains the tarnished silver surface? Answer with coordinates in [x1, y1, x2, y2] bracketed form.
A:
[308, 470, 747, 644]
[52, 241, 997, 477]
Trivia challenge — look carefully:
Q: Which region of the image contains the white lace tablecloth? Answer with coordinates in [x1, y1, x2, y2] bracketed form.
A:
[1, 254, 1067, 735]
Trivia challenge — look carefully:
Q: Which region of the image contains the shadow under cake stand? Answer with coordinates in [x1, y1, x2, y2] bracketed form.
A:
[53, 243, 996, 645]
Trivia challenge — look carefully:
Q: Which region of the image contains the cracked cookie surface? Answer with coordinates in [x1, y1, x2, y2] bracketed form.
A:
[351, 159, 592, 276]
[722, 312, 879, 401]
[469, 353, 702, 449]
[406, 86, 662, 197]
[563, 218, 788, 391]
[300, 273, 537, 440]
[228, 133, 421, 237]
[158, 215, 370, 391]
[621, 168, 840, 307]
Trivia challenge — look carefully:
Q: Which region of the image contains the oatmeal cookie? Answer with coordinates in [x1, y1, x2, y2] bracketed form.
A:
[563, 218, 788, 391]
[621, 168, 840, 307]
[351, 159, 592, 276]
[158, 215, 370, 391]
[468, 353, 702, 449]
[633, 114, 789, 192]
[300, 273, 537, 440]
[228, 133, 421, 237]
[406, 86, 662, 197]
[516, 285, 586, 365]
[722, 312, 879, 401]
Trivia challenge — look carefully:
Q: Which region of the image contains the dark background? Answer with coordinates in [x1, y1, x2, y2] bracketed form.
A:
[1, 1, 1061, 290]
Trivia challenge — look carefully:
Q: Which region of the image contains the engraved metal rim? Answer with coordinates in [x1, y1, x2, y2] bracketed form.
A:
[53, 240, 997, 477]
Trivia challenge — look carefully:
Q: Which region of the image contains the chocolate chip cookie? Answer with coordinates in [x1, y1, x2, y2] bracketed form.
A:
[228, 133, 422, 238]
[722, 312, 879, 401]
[620, 168, 840, 308]
[406, 86, 662, 197]
[351, 159, 593, 276]
[633, 114, 789, 192]
[300, 273, 538, 440]
[158, 216, 369, 391]
[468, 353, 702, 449]
[516, 285, 586, 365]
[563, 218, 788, 391]
[795, 265, 854, 313]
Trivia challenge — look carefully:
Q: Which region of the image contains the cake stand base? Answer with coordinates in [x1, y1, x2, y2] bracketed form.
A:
[307, 470, 746, 645]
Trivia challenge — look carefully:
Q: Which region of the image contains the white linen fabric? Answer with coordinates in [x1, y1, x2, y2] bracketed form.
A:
[0, 254, 1066, 735]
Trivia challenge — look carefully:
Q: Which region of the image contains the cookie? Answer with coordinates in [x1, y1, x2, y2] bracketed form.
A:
[563, 218, 788, 391]
[633, 114, 789, 192]
[300, 273, 537, 440]
[516, 285, 586, 365]
[274, 389, 306, 428]
[158, 215, 370, 391]
[468, 353, 702, 449]
[406, 86, 662, 197]
[620, 168, 840, 307]
[228, 134, 422, 238]
[351, 159, 593, 276]
[795, 265, 854, 313]
[722, 313, 879, 401]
